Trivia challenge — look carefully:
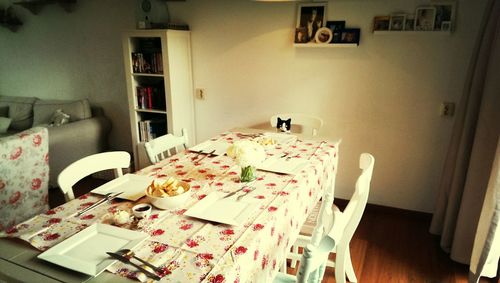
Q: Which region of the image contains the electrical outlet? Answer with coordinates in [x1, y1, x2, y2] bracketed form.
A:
[440, 102, 455, 117]
[195, 88, 206, 100]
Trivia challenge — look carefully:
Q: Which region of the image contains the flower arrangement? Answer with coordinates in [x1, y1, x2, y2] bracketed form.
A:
[227, 140, 266, 182]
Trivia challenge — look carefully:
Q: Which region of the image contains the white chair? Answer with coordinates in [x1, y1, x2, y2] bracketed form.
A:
[269, 113, 324, 137]
[144, 128, 188, 164]
[57, 151, 131, 202]
[285, 153, 375, 283]
[274, 208, 343, 283]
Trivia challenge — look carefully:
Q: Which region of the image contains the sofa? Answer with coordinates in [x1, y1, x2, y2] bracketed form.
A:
[0, 127, 49, 231]
[0, 95, 111, 187]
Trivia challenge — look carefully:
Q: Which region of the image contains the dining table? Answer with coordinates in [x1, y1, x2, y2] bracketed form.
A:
[0, 128, 340, 283]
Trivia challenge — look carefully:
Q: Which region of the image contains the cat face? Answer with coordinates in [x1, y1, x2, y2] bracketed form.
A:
[277, 117, 291, 132]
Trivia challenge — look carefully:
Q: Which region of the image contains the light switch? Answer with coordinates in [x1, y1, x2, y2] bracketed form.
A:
[440, 102, 455, 117]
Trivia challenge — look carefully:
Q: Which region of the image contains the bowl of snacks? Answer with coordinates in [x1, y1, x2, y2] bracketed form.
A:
[145, 177, 190, 209]
[256, 136, 276, 146]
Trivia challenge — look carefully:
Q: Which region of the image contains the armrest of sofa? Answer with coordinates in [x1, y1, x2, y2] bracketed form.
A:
[47, 114, 111, 188]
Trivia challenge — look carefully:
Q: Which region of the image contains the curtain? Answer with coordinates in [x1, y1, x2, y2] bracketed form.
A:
[469, 139, 500, 281]
[429, 0, 500, 265]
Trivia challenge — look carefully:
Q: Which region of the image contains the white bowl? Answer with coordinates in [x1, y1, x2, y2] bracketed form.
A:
[146, 181, 190, 210]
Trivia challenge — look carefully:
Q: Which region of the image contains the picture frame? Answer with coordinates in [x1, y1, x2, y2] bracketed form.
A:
[389, 14, 406, 31]
[296, 3, 327, 43]
[294, 27, 308, 43]
[373, 16, 390, 31]
[404, 15, 415, 31]
[326, 21, 345, 43]
[415, 6, 436, 31]
[441, 21, 451, 31]
[340, 28, 360, 45]
[432, 2, 456, 31]
[315, 27, 333, 44]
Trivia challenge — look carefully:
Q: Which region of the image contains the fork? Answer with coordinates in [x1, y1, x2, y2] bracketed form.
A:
[236, 186, 256, 201]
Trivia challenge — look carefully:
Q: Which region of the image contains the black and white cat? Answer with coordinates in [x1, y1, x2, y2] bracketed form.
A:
[276, 117, 291, 133]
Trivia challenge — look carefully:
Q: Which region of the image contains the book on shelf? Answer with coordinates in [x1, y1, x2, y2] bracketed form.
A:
[138, 119, 167, 142]
[136, 85, 166, 110]
[131, 52, 163, 74]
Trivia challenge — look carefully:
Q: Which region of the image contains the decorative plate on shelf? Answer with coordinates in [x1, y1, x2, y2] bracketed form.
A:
[315, 27, 333, 44]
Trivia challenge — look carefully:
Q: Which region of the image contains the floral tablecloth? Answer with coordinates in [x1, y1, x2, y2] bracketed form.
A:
[0, 131, 339, 283]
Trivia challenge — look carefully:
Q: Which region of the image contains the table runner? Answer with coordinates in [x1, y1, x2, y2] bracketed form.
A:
[0, 131, 339, 283]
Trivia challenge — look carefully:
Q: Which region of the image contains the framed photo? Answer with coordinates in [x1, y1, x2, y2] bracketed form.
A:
[340, 28, 360, 45]
[373, 16, 390, 31]
[441, 21, 451, 31]
[404, 15, 415, 31]
[296, 3, 327, 43]
[326, 21, 345, 43]
[389, 14, 406, 31]
[294, 27, 308, 43]
[433, 2, 455, 31]
[415, 6, 436, 31]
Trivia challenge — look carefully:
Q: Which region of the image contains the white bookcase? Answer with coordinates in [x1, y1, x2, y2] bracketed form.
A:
[122, 29, 195, 170]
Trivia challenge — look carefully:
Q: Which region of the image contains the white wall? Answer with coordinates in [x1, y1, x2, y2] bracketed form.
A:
[168, 0, 486, 213]
[0, 0, 487, 212]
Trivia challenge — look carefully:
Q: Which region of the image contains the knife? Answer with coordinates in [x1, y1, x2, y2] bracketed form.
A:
[76, 192, 123, 217]
[107, 252, 161, 281]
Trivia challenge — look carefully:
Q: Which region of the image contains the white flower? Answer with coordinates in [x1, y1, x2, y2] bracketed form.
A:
[227, 140, 266, 168]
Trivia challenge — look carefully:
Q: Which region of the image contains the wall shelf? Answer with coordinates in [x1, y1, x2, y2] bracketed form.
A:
[293, 43, 358, 48]
[373, 30, 452, 35]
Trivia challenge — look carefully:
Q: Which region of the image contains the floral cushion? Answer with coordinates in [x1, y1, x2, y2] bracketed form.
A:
[0, 127, 50, 231]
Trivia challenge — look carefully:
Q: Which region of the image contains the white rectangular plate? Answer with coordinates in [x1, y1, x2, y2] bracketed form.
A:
[189, 140, 231, 156]
[184, 192, 258, 226]
[38, 223, 148, 276]
[258, 157, 310, 175]
[91, 174, 154, 201]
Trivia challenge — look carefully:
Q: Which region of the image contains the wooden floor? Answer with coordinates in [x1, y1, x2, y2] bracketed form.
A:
[49, 178, 499, 283]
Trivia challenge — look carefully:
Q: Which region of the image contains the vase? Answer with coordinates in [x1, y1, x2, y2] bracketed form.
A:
[240, 165, 256, 182]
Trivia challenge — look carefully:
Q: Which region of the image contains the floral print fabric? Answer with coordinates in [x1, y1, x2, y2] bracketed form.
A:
[0, 131, 339, 283]
[0, 126, 49, 231]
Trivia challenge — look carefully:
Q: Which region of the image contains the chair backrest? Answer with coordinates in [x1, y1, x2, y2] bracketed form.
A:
[269, 113, 324, 136]
[57, 151, 131, 202]
[144, 128, 188, 164]
[339, 153, 375, 248]
[303, 153, 374, 283]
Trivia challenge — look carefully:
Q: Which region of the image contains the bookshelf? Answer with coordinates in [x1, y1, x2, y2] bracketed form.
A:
[122, 29, 195, 170]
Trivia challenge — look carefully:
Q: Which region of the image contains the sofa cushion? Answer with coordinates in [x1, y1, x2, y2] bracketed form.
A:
[0, 106, 8, 117]
[0, 96, 37, 131]
[33, 99, 92, 126]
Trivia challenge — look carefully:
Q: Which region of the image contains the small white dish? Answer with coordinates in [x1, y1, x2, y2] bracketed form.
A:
[132, 203, 152, 218]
